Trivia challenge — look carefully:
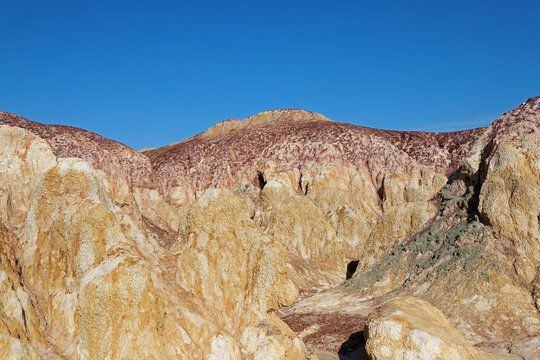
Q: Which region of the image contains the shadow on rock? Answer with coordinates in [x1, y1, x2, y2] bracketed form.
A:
[338, 330, 369, 360]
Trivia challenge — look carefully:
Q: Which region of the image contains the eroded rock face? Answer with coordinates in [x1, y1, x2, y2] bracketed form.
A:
[283, 178, 540, 359]
[0, 229, 45, 358]
[0, 125, 57, 236]
[260, 195, 346, 291]
[174, 189, 299, 314]
[358, 201, 438, 271]
[0, 112, 155, 206]
[143, 109, 481, 208]
[0, 97, 539, 359]
[0, 124, 312, 359]
[474, 97, 540, 283]
[172, 189, 310, 358]
[365, 296, 505, 360]
[0, 333, 41, 360]
[349, 183, 540, 346]
[479, 138, 540, 282]
[304, 165, 382, 259]
[139, 108, 486, 283]
[18, 159, 189, 359]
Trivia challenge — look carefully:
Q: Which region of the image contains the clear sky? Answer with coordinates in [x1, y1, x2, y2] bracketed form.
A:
[1, 0, 539, 150]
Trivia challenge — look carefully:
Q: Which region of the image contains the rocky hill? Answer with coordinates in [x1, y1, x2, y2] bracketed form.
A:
[0, 97, 538, 359]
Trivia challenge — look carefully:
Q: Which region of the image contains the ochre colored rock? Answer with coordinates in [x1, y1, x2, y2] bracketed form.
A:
[0, 331, 41, 360]
[0, 112, 155, 207]
[365, 296, 505, 360]
[174, 189, 299, 315]
[379, 166, 447, 209]
[257, 169, 302, 213]
[0, 117, 316, 359]
[359, 201, 437, 271]
[287, 180, 540, 358]
[0, 97, 539, 359]
[260, 195, 346, 290]
[173, 189, 310, 358]
[132, 187, 187, 247]
[0, 230, 46, 356]
[0, 125, 57, 236]
[350, 186, 540, 343]
[18, 159, 185, 359]
[304, 165, 382, 258]
[479, 138, 540, 282]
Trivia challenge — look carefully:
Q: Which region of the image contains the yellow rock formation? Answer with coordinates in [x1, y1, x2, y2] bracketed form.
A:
[0, 97, 538, 359]
[365, 296, 505, 360]
[359, 201, 437, 271]
[479, 138, 540, 282]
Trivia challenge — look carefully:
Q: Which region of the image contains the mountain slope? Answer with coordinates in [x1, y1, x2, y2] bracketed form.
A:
[0, 97, 538, 359]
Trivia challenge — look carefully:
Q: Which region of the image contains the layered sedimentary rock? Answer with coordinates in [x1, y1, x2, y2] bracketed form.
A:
[0, 112, 154, 202]
[143, 109, 481, 206]
[0, 97, 538, 359]
[142, 108, 480, 269]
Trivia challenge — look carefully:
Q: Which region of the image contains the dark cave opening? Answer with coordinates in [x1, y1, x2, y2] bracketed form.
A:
[346, 260, 359, 280]
[256, 171, 266, 190]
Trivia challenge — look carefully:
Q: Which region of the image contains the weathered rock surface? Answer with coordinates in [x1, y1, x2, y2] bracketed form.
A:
[358, 201, 438, 271]
[172, 189, 310, 358]
[284, 179, 540, 359]
[0, 125, 57, 236]
[470, 98, 540, 283]
[0, 97, 538, 359]
[0, 112, 154, 202]
[365, 296, 505, 360]
[143, 109, 481, 208]
[16, 157, 193, 359]
[0, 123, 312, 359]
[479, 138, 540, 282]
[141, 108, 483, 287]
[277, 98, 540, 359]
[303, 165, 382, 259]
[259, 194, 346, 291]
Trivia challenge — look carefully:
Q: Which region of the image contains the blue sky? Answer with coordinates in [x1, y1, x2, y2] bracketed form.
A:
[1, 0, 539, 150]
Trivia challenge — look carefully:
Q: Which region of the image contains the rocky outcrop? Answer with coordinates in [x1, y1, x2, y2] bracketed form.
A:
[365, 296, 505, 360]
[0, 112, 154, 204]
[283, 176, 540, 358]
[0, 125, 57, 236]
[477, 101, 540, 282]
[278, 96, 540, 358]
[352, 182, 540, 345]
[0, 96, 539, 359]
[143, 109, 482, 207]
[358, 201, 438, 271]
[303, 165, 382, 259]
[260, 195, 346, 290]
[479, 139, 540, 282]
[172, 189, 310, 358]
[15, 157, 194, 359]
[140, 108, 483, 285]
[0, 124, 313, 359]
